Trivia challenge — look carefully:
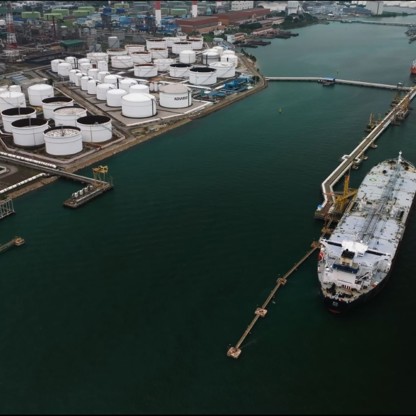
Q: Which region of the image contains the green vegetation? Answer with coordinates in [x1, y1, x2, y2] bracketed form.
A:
[278, 13, 320, 30]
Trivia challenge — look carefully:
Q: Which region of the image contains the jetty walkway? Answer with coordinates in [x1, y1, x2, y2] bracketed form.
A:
[314, 86, 416, 219]
[265, 77, 411, 91]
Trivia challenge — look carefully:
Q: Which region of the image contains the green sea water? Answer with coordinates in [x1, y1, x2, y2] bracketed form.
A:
[1, 19, 416, 415]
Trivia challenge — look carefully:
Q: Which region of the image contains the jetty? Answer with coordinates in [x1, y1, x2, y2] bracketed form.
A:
[315, 86, 416, 220]
[0, 236, 25, 254]
[227, 241, 320, 359]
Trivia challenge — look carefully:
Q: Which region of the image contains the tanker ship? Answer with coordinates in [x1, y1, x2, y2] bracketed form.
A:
[317, 152, 416, 313]
[411, 59, 416, 75]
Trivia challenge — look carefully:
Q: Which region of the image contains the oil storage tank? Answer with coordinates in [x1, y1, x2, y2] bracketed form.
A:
[209, 61, 235, 78]
[28, 84, 54, 106]
[188, 37, 203, 50]
[189, 67, 217, 85]
[179, 50, 196, 64]
[0, 91, 26, 112]
[121, 93, 157, 118]
[111, 55, 134, 69]
[129, 84, 149, 94]
[169, 63, 191, 78]
[153, 58, 176, 72]
[44, 126, 83, 156]
[159, 84, 192, 109]
[119, 78, 138, 92]
[133, 64, 158, 78]
[149, 48, 168, 59]
[87, 79, 100, 95]
[76, 115, 113, 143]
[106, 88, 127, 107]
[57, 62, 72, 78]
[1, 107, 36, 133]
[42, 96, 74, 119]
[172, 41, 193, 55]
[11, 118, 49, 147]
[146, 38, 167, 50]
[51, 59, 65, 72]
[53, 106, 87, 127]
[96, 83, 115, 100]
[130, 51, 152, 64]
[201, 49, 220, 65]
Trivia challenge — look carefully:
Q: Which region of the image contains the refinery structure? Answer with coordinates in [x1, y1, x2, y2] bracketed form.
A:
[0, 1, 266, 205]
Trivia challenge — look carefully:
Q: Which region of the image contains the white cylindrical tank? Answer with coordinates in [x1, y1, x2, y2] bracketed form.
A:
[96, 83, 115, 100]
[44, 126, 83, 156]
[98, 71, 111, 82]
[1, 107, 36, 133]
[149, 82, 159, 92]
[106, 88, 127, 107]
[88, 68, 99, 80]
[169, 63, 191, 78]
[125, 44, 145, 55]
[221, 54, 239, 67]
[77, 58, 91, 66]
[51, 59, 65, 72]
[146, 38, 167, 50]
[149, 48, 168, 59]
[133, 64, 158, 78]
[42, 96, 74, 119]
[188, 37, 203, 50]
[80, 76, 92, 91]
[53, 106, 87, 127]
[108, 36, 120, 49]
[201, 49, 220, 65]
[129, 84, 149, 94]
[119, 78, 138, 92]
[159, 84, 192, 109]
[212, 45, 224, 56]
[179, 50, 196, 64]
[103, 74, 123, 86]
[106, 48, 127, 56]
[172, 41, 193, 55]
[76, 115, 113, 143]
[65, 56, 77, 68]
[0, 91, 26, 112]
[11, 117, 49, 147]
[153, 58, 176, 72]
[79, 62, 91, 73]
[189, 67, 217, 85]
[69, 69, 81, 84]
[87, 52, 109, 63]
[8, 85, 21, 93]
[28, 84, 54, 106]
[87, 79, 100, 95]
[130, 51, 152, 64]
[57, 62, 72, 78]
[121, 93, 157, 118]
[209, 61, 236, 78]
[74, 72, 84, 87]
[97, 60, 109, 72]
[164, 36, 181, 48]
[111, 55, 134, 69]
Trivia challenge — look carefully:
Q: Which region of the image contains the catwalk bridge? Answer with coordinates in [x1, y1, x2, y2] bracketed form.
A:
[265, 77, 412, 91]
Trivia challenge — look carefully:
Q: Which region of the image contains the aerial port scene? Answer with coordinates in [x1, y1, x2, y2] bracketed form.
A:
[2, 1, 416, 414]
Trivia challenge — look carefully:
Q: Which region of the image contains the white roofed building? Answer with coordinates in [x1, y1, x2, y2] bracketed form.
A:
[231, 1, 255, 11]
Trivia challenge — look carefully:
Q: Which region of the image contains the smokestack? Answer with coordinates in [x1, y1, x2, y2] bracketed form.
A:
[192, 0, 198, 18]
[155, 0, 162, 27]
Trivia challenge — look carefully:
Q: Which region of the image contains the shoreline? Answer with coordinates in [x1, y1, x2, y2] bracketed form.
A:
[2, 55, 267, 201]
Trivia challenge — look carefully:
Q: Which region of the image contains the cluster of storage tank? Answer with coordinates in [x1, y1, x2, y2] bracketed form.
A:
[0, 82, 114, 157]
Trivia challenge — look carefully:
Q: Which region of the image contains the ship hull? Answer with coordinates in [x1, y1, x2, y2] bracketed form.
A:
[321, 272, 389, 313]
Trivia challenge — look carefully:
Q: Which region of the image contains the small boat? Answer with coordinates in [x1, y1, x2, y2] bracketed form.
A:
[411, 59, 416, 75]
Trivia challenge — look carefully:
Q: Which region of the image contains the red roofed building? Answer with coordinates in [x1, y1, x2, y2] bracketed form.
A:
[175, 8, 271, 34]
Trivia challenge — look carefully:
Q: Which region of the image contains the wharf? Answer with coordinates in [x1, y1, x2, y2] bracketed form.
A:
[63, 182, 113, 208]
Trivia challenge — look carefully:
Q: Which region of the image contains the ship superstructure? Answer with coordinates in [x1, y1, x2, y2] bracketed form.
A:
[317, 152, 416, 313]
